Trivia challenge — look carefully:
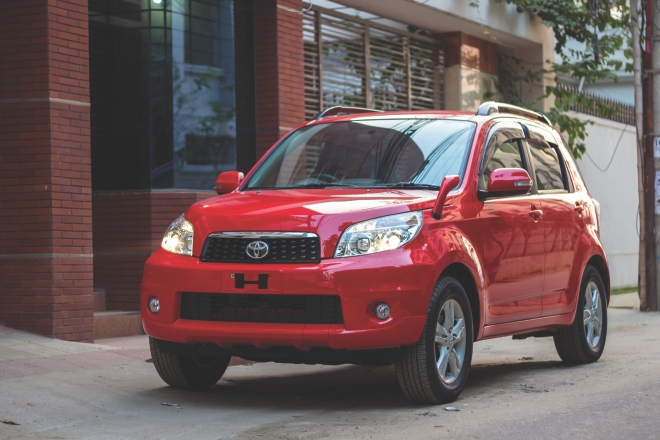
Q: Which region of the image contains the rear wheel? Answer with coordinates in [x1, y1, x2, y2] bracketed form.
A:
[149, 337, 231, 391]
[553, 265, 607, 364]
[395, 276, 474, 404]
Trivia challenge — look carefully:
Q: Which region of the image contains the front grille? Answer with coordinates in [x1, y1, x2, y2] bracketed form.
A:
[200, 234, 321, 264]
[180, 292, 343, 324]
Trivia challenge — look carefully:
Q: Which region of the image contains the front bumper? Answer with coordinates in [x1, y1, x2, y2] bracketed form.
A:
[141, 247, 435, 350]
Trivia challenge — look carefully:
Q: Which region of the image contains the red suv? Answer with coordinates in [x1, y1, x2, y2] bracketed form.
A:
[142, 102, 609, 404]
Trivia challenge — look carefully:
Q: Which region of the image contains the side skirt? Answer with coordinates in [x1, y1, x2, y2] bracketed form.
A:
[479, 313, 574, 341]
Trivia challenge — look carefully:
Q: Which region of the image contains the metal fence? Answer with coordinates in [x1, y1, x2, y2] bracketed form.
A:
[303, 7, 444, 120]
[557, 83, 635, 126]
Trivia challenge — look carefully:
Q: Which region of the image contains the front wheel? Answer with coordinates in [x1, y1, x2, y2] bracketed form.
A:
[395, 276, 474, 404]
[149, 337, 231, 391]
[553, 265, 608, 364]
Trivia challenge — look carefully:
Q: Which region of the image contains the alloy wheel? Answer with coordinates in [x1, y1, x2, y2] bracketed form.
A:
[583, 281, 603, 349]
[435, 299, 467, 384]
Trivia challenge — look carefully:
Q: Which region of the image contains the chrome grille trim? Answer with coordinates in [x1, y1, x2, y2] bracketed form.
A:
[207, 232, 318, 239]
[200, 232, 321, 264]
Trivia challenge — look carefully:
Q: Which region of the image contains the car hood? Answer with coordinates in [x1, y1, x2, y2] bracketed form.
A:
[186, 188, 436, 258]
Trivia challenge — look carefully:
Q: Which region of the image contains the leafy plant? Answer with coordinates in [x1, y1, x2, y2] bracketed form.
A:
[471, 0, 630, 158]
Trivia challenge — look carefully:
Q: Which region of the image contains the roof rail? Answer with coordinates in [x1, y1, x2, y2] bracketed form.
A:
[476, 101, 551, 126]
[313, 106, 383, 121]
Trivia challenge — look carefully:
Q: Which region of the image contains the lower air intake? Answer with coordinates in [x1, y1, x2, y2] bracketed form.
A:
[180, 292, 343, 324]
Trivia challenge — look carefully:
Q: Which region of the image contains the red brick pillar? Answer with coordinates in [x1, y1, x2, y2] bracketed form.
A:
[0, 0, 94, 341]
[254, 0, 305, 158]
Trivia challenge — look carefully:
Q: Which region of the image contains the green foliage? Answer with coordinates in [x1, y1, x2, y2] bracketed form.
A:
[470, 0, 630, 158]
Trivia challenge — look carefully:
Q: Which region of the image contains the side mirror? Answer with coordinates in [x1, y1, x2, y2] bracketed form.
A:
[487, 168, 532, 194]
[214, 171, 244, 194]
[432, 175, 461, 220]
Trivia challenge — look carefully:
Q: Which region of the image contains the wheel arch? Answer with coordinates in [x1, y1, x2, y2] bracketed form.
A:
[440, 262, 480, 339]
[586, 254, 611, 305]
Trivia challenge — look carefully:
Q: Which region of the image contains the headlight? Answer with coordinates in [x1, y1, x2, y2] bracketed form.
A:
[334, 211, 423, 258]
[161, 214, 194, 256]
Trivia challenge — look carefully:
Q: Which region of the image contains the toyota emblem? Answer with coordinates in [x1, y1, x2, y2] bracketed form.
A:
[245, 241, 269, 259]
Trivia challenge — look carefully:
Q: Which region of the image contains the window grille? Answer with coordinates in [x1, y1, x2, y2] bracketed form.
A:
[303, 7, 444, 120]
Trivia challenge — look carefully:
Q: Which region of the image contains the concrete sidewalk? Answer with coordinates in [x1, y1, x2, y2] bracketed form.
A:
[0, 325, 151, 381]
[608, 292, 640, 309]
[1, 308, 659, 440]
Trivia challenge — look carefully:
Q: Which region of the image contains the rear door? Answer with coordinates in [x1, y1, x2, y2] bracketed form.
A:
[478, 123, 545, 325]
[523, 124, 582, 316]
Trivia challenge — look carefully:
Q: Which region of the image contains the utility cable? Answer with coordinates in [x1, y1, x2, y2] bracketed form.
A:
[583, 124, 628, 172]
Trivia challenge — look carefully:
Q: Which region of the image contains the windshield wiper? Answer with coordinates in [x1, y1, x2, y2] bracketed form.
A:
[248, 183, 358, 190]
[288, 183, 358, 189]
[380, 182, 440, 190]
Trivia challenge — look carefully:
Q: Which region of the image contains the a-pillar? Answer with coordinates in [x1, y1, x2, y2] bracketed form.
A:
[0, 0, 94, 341]
[254, 0, 305, 158]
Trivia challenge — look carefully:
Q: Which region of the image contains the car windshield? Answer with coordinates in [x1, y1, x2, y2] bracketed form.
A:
[244, 119, 475, 190]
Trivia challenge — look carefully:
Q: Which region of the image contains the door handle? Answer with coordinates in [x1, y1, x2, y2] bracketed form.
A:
[529, 209, 543, 220]
[574, 202, 584, 214]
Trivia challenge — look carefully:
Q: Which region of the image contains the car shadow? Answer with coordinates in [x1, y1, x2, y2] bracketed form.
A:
[465, 360, 573, 393]
[137, 358, 576, 411]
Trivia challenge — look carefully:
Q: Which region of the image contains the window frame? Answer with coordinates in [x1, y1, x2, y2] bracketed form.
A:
[477, 122, 534, 199]
[522, 124, 571, 194]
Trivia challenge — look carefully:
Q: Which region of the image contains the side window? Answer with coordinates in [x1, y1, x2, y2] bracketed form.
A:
[481, 141, 524, 190]
[528, 140, 566, 191]
[480, 137, 525, 191]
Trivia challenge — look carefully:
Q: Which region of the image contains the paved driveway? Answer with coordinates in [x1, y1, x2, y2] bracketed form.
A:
[1, 305, 659, 440]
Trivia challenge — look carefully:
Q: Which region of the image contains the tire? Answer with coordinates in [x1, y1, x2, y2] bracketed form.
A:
[553, 265, 607, 364]
[149, 337, 231, 391]
[395, 276, 474, 404]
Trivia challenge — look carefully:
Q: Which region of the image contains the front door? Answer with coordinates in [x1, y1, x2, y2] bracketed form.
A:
[478, 125, 545, 325]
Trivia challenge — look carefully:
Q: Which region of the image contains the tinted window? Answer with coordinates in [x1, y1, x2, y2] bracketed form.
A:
[245, 119, 475, 189]
[529, 142, 565, 191]
[481, 140, 524, 191]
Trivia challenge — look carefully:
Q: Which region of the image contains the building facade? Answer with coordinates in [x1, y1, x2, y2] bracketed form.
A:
[0, 0, 558, 341]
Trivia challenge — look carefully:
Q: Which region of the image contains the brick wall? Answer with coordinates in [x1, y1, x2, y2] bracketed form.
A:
[92, 1, 306, 313]
[92, 191, 213, 311]
[0, 0, 93, 341]
[1, 0, 308, 335]
[254, 0, 305, 157]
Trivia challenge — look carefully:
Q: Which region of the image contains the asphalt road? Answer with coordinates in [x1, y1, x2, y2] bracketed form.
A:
[1, 306, 659, 440]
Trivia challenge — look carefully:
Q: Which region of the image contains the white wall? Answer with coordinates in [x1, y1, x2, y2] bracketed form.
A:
[444, 66, 497, 111]
[334, 0, 553, 47]
[582, 78, 634, 106]
[572, 112, 638, 288]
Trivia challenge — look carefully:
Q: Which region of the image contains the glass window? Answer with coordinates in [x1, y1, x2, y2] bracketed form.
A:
[480, 140, 524, 191]
[171, 0, 236, 190]
[479, 126, 527, 192]
[529, 141, 565, 191]
[245, 119, 475, 189]
[89, 0, 236, 191]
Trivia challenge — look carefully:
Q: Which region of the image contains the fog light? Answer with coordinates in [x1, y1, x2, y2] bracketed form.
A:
[148, 297, 160, 314]
[374, 302, 391, 320]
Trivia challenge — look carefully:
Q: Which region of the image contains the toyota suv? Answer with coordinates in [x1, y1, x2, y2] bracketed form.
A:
[141, 102, 609, 404]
